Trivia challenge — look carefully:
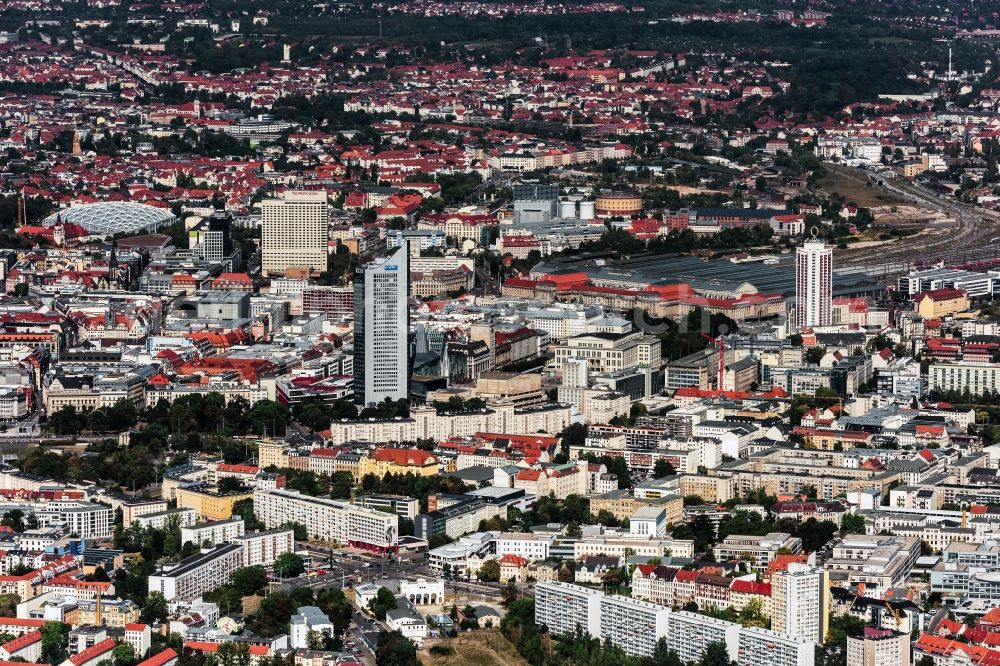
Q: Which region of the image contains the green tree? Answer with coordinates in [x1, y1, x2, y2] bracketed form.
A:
[273, 553, 305, 579]
[203, 586, 243, 617]
[162, 514, 182, 559]
[804, 347, 826, 365]
[0, 594, 19, 617]
[840, 513, 865, 535]
[737, 597, 769, 628]
[375, 631, 419, 666]
[653, 458, 676, 479]
[650, 638, 683, 666]
[140, 592, 168, 624]
[329, 471, 354, 499]
[477, 559, 500, 582]
[1, 510, 25, 533]
[217, 477, 245, 494]
[46, 407, 83, 436]
[247, 592, 296, 637]
[231, 499, 264, 531]
[368, 587, 397, 621]
[230, 566, 268, 596]
[699, 641, 732, 666]
[40, 622, 68, 666]
[112, 643, 135, 666]
[245, 400, 290, 437]
[214, 642, 251, 666]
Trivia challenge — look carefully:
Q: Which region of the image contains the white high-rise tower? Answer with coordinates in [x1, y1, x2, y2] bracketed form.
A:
[353, 243, 410, 406]
[771, 563, 829, 644]
[795, 238, 832, 329]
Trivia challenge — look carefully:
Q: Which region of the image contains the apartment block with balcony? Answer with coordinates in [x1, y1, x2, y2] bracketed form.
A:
[253, 488, 398, 554]
[533, 580, 602, 638]
[147, 543, 243, 601]
[599, 595, 670, 658]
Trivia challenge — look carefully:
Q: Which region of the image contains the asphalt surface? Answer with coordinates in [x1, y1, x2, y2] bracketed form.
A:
[271, 543, 529, 664]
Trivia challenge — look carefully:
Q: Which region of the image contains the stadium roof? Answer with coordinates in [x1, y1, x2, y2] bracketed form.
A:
[44, 202, 175, 235]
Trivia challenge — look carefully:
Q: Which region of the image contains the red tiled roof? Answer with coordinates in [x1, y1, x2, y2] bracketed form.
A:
[1, 631, 40, 655]
[372, 448, 438, 466]
[0, 618, 44, 629]
[184, 643, 269, 657]
[68, 638, 116, 666]
[730, 579, 771, 596]
[136, 649, 177, 666]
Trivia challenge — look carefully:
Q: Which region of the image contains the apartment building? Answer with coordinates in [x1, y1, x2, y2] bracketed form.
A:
[573, 535, 695, 561]
[37, 504, 113, 540]
[357, 448, 439, 479]
[414, 498, 501, 541]
[847, 628, 910, 666]
[928, 362, 1000, 396]
[739, 627, 814, 666]
[261, 190, 328, 276]
[553, 328, 661, 374]
[0, 630, 42, 662]
[174, 487, 253, 520]
[236, 528, 295, 567]
[354, 495, 420, 521]
[534, 582, 814, 666]
[771, 564, 829, 644]
[326, 403, 574, 445]
[70, 597, 141, 628]
[180, 518, 245, 547]
[134, 508, 197, 531]
[147, 544, 243, 601]
[665, 611, 740, 665]
[99, 497, 168, 526]
[254, 488, 399, 554]
[599, 595, 670, 658]
[533, 581, 602, 637]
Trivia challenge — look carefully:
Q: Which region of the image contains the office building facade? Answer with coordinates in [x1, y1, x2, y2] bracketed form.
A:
[795, 240, 832, 328]
[353, 243, 410, 406]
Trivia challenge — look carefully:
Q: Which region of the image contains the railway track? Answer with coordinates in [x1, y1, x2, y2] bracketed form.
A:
[821, 164, 1000, 273]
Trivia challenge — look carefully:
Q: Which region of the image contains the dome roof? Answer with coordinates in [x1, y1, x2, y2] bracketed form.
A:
[44, 202, 175, 235]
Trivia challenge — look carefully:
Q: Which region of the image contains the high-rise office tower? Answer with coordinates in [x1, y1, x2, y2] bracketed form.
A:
[261, 190, 328, 276]
[771, 563, 829, 644]
[353, 242, 410, 406]
[795, 239, 832, 329]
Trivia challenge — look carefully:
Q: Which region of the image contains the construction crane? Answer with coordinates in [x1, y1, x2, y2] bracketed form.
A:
[700, 333, 725, 390]
[887, 601, 903, 629]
